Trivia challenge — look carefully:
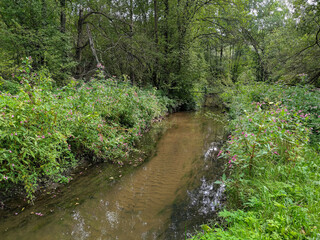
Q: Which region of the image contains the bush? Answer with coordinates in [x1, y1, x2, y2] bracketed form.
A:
[0, 58, 173, 201]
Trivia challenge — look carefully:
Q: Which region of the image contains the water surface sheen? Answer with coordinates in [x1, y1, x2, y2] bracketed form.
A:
[0, 111, 226, 240]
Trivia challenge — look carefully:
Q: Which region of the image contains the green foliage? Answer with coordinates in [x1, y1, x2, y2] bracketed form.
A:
[222, 83, 320, 146]
[0, 0, 74, 83]
[191, 83, 320, 239]
[0, 61, 172, 201]
[0, 0, 211, 108]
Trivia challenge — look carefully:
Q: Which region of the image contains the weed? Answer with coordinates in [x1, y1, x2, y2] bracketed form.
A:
[191, 83, 320, 239]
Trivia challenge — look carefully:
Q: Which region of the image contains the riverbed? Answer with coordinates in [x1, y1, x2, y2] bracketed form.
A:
[0, 110, 226, 240]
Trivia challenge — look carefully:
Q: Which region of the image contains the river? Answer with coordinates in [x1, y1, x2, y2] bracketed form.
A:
[0, 110, 226, 240]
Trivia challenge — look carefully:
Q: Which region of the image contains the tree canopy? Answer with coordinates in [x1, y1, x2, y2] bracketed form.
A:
[0, 0, 319, 105]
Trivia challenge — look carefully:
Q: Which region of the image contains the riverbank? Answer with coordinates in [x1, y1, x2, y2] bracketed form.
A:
[192, 83, 320, 239]
[0, 64, 175, 202]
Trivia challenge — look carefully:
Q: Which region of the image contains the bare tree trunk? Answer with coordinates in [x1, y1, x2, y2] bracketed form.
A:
[86, 24, 100, 65]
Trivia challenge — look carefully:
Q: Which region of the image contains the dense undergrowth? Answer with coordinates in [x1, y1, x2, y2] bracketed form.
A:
[0, 58, 175, 201]
[192, 83, 320, 239]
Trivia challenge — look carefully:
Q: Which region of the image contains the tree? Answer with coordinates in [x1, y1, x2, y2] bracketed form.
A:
[0, 0, 73, 83]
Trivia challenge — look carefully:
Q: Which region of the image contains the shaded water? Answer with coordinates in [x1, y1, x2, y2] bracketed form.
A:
[0, 111, 226, 240]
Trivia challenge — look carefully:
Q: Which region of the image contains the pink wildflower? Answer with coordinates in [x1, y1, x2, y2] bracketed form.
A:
[217, 150, 222, 157]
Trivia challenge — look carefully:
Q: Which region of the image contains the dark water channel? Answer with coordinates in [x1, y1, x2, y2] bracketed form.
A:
[0, 111, 226, 240]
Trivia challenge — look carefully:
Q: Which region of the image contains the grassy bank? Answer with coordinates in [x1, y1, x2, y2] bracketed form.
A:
[192, 83, 320, 239]
[0, 59, 174, 201]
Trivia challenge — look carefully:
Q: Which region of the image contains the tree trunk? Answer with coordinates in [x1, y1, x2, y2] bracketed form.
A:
[75, 7, 84, 76]
[220, 45, 223, 74]
[163, 0, 170, 86]
[152, 0, 159, 87]
[60, 0, 66, 33]
[154, 0, 158, 46]
[164, 0, 169, 56]
[129, 0, 135, 84]
[87, 24, 100, 65]
[232, 46, 242, 82]
[129, 0, 133, 36]
[39, 0, 47, 66]
[177, 0, 184, 74]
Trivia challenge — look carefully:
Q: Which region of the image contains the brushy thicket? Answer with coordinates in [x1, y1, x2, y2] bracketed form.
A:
[0, 58, 174, 200]
[192, 83, 320, 239]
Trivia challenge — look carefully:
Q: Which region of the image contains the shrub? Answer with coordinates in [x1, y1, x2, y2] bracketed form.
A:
[0, 58, 173, 201]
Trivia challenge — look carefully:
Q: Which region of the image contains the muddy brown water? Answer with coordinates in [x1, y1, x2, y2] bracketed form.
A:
[0, 111, 226, 240]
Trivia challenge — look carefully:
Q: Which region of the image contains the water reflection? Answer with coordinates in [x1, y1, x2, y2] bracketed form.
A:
[71, 210, 90, 240]
[189, 178, 225, 215]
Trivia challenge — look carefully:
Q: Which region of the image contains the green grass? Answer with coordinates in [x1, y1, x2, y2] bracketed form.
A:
[191, 83, 320, 239]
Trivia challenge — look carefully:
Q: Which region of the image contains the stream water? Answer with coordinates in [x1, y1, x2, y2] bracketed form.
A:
[0, 110, 226, 240]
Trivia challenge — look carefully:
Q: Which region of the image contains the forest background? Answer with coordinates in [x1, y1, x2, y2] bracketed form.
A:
[1, 0, 319, 103]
